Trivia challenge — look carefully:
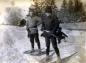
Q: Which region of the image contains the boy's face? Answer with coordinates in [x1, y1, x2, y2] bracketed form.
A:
[45, 13, 51, 16]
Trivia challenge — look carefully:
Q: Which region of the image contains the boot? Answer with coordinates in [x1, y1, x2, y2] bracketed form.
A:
[57, 56, 62, 63]
[38, 49, 42, 54]
[30, 48, 35, 53]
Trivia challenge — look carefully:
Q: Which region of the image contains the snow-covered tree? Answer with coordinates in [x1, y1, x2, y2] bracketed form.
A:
[6, 7, 23, 26]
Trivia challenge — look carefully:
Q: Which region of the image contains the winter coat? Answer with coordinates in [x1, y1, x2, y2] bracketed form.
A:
[41, 13, 59, 33]
[41, 13, 60, 37]
[26, 16, 41, 34]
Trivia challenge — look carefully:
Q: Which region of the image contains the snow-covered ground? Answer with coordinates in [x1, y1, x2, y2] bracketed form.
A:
[61, 22, 86, 30]
[0, 23, 86, 63]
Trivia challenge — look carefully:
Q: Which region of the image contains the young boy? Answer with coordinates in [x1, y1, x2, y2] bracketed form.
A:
[26, 6, 41, 53]
[41, 6, 61, 62]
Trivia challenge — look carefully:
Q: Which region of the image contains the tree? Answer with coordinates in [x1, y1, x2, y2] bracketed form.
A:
[74, 0, 82, 12]
[73, 0, 86, 22]
[68, 0, 74, 13]
[31, 0, 47, 16]
[31, 0, 58, 16]
[59, 0, 86, 23]
[62, 0, 68, 9]
[58, 0, 69, 22]
[6, 7, 23, 25]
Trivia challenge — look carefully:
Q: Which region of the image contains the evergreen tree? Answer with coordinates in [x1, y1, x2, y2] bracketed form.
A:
[30, 0, 44, 16]
[45, 0, 56, 10]
[33, 0, 41, 15]
[67, 0, 76, 22]
[74, 0, 86, 22]
[59, 0, 86, 23]
[58, 0, 69, 22]
[68, 0, 74, 13]
[74, 0, 82, 12]
[32, 0, 58, 16]
[62, 0, 68, 9]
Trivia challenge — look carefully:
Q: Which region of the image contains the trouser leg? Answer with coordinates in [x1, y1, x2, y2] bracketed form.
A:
[45, 37, 50, 56]
[51, 37, 60, 56]
[30, 34, 34, 50]
[35, 33, 41, 49]
[27, 29, 30, 37]
[58, 38, 61, 44]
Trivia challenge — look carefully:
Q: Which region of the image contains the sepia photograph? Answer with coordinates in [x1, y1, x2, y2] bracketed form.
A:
[0, 0, 86, 63]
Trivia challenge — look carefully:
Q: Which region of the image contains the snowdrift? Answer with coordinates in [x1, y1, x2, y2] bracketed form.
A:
[0, 24, 86, 63]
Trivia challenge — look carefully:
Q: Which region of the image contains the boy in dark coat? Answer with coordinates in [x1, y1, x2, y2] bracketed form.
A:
[41, 6, 61, 62]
